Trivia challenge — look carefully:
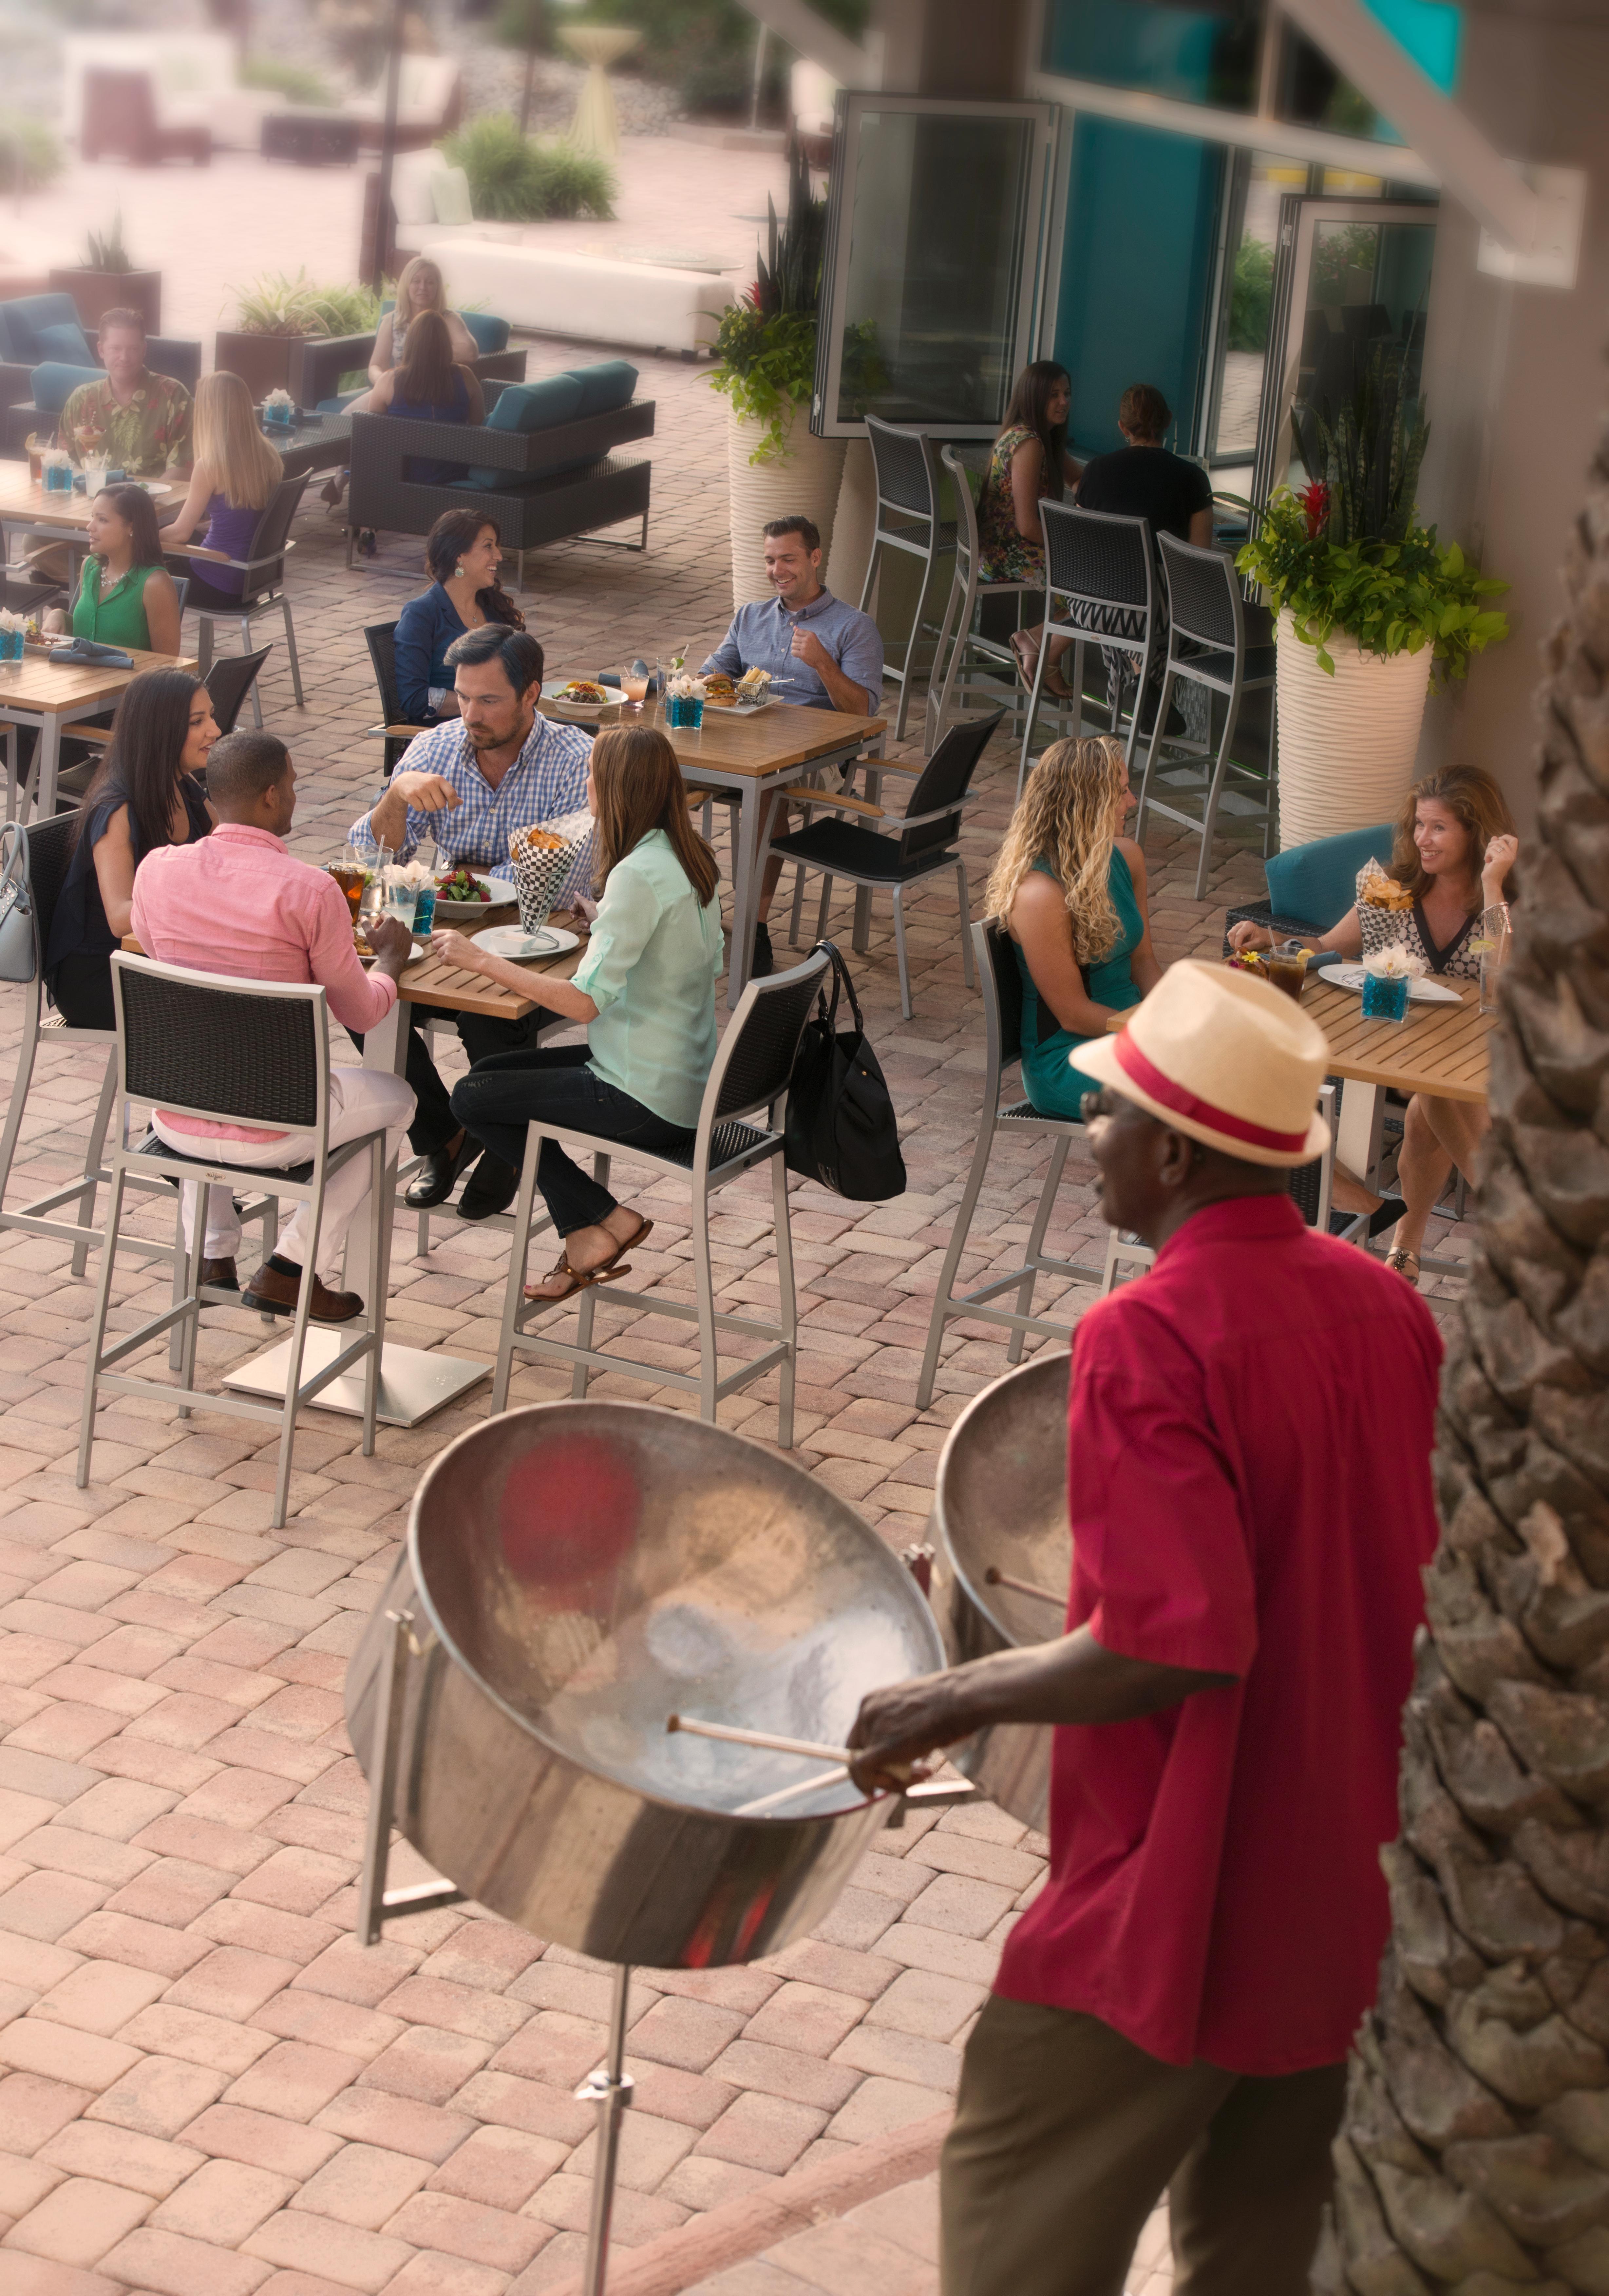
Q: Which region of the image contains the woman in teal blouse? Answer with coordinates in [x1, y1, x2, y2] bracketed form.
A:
[986, 735, 1163, 1117]
[436, 723, 724, 1300]
[45, 484, 181, 656]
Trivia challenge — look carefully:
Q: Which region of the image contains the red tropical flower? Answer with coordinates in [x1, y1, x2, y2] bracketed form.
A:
[1300, 480, 1331, 541]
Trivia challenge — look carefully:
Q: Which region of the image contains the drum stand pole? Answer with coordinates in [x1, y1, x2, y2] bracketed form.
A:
[578, 1962, 635, 2296]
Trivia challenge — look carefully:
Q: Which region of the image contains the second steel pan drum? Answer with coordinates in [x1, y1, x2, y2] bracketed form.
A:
[932, 1351, 1072, 1832]
[346, 1402, 944, 1970]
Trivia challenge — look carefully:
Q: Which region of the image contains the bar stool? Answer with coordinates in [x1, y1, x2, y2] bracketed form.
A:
[1017, 504, 1162, 800]
[924, 445, 1044, 755]
[1136, 533, 1277, 900]
[77, 957, 391, 1528]
[858, 418, 956, 743]
[490, 953, 828, 1447]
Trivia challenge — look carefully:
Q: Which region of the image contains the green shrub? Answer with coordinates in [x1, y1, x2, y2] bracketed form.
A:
[232, 269, 383, 339]
[0, 116, 64, 196]
[440, 115, 615, 221]
[1227, 237, 1273, 354]
[240, 56, 337, 106]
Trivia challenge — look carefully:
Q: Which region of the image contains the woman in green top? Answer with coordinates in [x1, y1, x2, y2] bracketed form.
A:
[44, 484, 181, 656]
[986, 734, 1163, 1119]
[436, 723, 724, 1301]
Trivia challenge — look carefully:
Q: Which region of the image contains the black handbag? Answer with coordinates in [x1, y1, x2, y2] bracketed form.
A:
[784, 940, 906, 1201]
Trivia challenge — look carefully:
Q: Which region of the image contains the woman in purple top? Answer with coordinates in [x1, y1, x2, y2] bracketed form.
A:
[162, 371, 284, 604]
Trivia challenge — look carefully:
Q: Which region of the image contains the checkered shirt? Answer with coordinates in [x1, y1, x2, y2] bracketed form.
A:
[351, 714, 596, 906]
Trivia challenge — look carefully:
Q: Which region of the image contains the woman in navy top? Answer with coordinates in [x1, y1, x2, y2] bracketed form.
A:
[348, 311, 484, 486]
[162, 371, 284, 606]
[394, 509, 526, 721]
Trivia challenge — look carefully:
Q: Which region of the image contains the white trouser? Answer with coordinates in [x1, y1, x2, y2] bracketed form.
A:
[153, 1067, 415, 1285]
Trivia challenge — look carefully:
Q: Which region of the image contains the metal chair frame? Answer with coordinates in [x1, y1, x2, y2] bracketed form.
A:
[925, 444, 1044, 755]
[768, 713, 1002, 1022]
[77, 956, 391, 1528]
[1137, 533, 1277, 901]
[490, 951, 830, 1448]
[363, 621, 432, 782]
[170, 475, 312, 724]
[858, 418, 957, 744]
[1016, 503, 1163, 801]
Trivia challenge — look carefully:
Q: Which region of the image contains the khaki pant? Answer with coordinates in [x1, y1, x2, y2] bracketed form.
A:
[941, 1997, 1346, 2296]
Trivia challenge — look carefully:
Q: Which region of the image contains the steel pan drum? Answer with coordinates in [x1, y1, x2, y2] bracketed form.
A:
[346, 1402, 944, 1969]
[932, 1351, 1071, 1832]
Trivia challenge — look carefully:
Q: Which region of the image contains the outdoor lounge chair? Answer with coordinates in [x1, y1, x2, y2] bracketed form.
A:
[0, 294, 203, 459]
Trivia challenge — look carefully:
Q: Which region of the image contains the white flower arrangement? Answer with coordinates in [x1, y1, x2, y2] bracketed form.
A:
[0, 609, 26, 635]
[383, 859, 436, 891]
[666, 672, 707, 701]
[1362, 946, 1426, 981]
[263, 388, 294, 412]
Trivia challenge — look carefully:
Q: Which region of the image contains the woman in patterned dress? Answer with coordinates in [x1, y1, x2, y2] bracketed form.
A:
[1228, 762, 1518, 1285]
[976, 361, 1083, 698]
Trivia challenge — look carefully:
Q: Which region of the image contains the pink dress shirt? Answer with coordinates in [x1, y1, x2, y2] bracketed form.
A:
[130, 822, 399, 1143]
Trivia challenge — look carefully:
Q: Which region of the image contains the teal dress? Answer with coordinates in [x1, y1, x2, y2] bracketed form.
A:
[1013, 848, 1144, 1117]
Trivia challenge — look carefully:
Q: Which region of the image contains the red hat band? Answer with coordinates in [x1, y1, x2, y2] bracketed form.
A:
[1113, 1031, 1312, 1157]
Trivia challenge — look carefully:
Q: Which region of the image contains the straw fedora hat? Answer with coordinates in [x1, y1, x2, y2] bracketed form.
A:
[1073, 960, 1331, 1168]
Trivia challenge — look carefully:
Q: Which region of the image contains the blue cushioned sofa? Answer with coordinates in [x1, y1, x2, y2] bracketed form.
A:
[346, 359, 654, 580]
[1, 294, 203, 458]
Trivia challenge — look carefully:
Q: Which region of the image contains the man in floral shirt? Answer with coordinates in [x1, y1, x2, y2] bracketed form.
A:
[58, 308, 192, 478]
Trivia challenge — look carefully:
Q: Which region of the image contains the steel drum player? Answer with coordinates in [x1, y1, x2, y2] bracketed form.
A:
[848, 964, 1442, 2296]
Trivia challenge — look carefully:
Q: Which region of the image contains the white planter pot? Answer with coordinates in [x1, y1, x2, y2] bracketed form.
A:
[726, 405, 848, 612]
[1274, 611, 1433, 849]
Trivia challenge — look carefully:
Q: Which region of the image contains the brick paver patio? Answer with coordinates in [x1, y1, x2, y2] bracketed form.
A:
[0, 147, 1472, 2295]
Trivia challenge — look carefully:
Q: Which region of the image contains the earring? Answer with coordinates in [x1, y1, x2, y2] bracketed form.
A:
[455, 560, 467, 578]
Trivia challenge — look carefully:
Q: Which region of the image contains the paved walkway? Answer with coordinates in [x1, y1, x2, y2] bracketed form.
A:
[0, 147, 1473, 2294]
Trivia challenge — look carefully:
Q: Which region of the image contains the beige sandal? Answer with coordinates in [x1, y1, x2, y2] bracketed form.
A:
[524, 1217, 653, 1304]
[1383, 1246, 1422, 1286]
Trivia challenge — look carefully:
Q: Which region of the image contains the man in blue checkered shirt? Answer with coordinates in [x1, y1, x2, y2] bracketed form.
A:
[350, 624, 595, 1219]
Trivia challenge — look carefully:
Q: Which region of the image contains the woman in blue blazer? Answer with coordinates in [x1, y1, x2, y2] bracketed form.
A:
[393, 510, 526, 721]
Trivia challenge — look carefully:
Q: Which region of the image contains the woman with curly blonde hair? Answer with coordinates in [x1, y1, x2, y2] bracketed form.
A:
[986, 735, 1162, 1118]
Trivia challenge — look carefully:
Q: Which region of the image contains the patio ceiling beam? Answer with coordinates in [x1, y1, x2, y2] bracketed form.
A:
[734, 0, 881, 90]
[1275, 0, 1540, 254]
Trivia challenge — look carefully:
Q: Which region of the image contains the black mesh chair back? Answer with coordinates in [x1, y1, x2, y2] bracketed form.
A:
[365, 622, 403, 721]
[981, 919, 1024, 1071]
[1042, 503, 1155, 638]
[205, 647, 274, 736]
[866, 416, 941, 525]
[712, 954, 830, 1124]
[115, 963, 320, 1133]
[1157, 533, 1239, 652]
[23, 813, 80, 979]
[897, 707, 1002, 862]
[239, 476, 311, 606]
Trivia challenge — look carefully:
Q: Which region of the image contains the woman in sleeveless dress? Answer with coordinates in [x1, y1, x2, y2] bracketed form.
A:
[1228, 761, 1518, 1285]
[368, 256, 479, 387]
[162, 370, 284, 608]
[975, 360, 1084, 700]
[987, 734, 1163, 1119]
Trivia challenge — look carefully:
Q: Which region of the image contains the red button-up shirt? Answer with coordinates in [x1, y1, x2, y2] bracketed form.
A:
[993, 1195, 1442, 2075]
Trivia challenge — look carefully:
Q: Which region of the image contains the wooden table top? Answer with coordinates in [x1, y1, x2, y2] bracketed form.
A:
[1303, 973, 1492, 1102]
[5, 644, 199, 714]
[535, 694, 885, 779]
[0, 470, 180, 531]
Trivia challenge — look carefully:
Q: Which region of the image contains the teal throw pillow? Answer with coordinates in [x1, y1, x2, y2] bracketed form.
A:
[30, 361, 101, 416]
[36, 322, 94, 367]
[463, 311, 511, 355]
[567, 360, 638, 417]
[460, 372, 584, 490]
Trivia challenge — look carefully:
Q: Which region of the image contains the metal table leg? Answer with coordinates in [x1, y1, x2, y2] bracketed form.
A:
[581, 1964, 635, 2296]
[727, 780, 762, 1008]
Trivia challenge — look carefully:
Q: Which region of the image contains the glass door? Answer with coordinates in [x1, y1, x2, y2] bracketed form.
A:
[813, 94, 1060, 440]
[1250, 197, 1438, 507]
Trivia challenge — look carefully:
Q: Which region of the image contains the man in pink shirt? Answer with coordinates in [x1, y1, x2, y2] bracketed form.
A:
[131, 731, 416, 1322]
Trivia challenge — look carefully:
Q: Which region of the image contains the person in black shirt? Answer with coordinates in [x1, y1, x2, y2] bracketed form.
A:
[1075, 383, 1214, 546]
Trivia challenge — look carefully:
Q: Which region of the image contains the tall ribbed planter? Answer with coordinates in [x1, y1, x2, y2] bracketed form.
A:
[726, 406, 847, 612]
[1274, 610, 1433, 848]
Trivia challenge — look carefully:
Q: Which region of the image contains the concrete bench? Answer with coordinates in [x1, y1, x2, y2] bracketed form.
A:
[420, 238, 739, 360]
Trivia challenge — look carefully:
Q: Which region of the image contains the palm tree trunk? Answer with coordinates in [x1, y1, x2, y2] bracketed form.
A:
[1325, 419, 1609, 2287]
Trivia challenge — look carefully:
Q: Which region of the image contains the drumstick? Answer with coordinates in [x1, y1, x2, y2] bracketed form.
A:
[985, 1566, 1067, 1606]
[667, 1715, 852, 1764]
[736, 1765, 852, 1817]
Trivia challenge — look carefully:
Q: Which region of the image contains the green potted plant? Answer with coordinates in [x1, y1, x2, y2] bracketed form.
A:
[708, 142, 845, 612]
[1238, 347, 1509, 845]
[49, 217, 162, 339]
[215, 270, 382, 399]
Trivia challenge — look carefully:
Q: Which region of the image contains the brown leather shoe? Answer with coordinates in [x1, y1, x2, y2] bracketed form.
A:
[199, 1257, 238, 1291]
[241, 1263, 364, 1323]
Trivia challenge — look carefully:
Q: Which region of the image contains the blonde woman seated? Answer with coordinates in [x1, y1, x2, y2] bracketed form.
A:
[988, 734, 1163, 1118]
[161, 370, 283, 607]
[431, 723, 723, 1300]
[1228, 760, 1518, 1285]
[368, 256, 479, 387]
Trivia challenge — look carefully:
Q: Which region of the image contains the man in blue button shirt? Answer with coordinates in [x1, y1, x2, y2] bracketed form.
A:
[701, 514, 883, 975]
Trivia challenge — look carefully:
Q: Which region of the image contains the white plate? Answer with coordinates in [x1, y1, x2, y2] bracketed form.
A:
[138, 483, 171, 500]
[472, 924, 580, 960]
[542, 679, 624, 713]
[432, 871, 506, 922]
[357, 939, 425, 963]
[1323, 963, 1465, 1004]
[704, 696, 775, 716]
